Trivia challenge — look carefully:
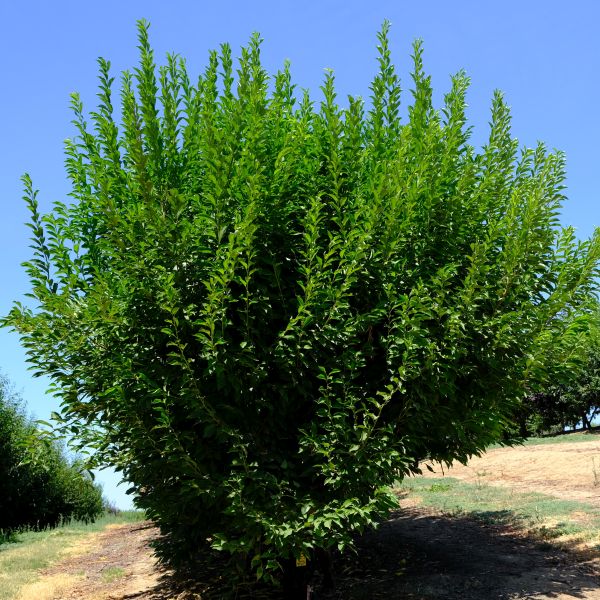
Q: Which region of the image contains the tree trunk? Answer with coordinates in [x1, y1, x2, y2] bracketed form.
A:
[281, 558, 310, 600]
[519, 416, 529, 439]
[281, 549, 334, 599]
[582, 412, 590, 430]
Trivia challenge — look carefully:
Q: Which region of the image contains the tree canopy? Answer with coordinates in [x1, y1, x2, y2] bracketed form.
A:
[5, 20, 600, 589]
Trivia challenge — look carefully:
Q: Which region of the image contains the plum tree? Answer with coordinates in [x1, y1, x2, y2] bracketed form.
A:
[5, 20, 600, 592]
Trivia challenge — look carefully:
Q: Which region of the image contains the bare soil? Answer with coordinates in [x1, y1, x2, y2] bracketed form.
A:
[328, 504, 600, 600]
[19, 437, 600, 599]
[425, 437, 600, 506]
[16, 523, 163, 600]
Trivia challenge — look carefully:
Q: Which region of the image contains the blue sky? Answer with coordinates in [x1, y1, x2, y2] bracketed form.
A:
[0, 0, 598, 508]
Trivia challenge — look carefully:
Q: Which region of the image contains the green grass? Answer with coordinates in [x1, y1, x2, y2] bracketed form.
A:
[493, 430, 600, 449]
[0, 510, 145, 600]
[101, 566, 126, 583]
[399, 477, 600, 545]
[521, 430, 600, 446]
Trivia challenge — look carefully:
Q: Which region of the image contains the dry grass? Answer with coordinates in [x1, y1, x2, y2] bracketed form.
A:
[400, 476, 600, 552]
[425, 439, 600, 505]
[16, 573, 83, 600]
[0, 512, 144, 600]
[0, 529, 101, 600]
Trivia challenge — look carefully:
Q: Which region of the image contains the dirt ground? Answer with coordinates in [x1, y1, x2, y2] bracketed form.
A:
[16, 523, 163, 600]
[16, 437, 600, 599]
[425, 438, 600, 506]
[329, 504, 600, 600]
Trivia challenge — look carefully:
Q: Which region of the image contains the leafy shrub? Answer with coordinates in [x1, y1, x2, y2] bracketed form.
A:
[0, 376, 103, 532]
[5, 20, 600, 587]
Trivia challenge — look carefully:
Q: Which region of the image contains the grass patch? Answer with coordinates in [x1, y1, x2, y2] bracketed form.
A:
[0, 510, 145, 600]
[493, 430, 600, 449]
[521, 432, 600, 446]
[399, 477, 600, 546]
[101, 566, 126, 583]
[107, 509, 146, 524]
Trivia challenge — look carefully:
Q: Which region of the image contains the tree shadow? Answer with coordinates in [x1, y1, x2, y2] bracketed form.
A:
[125, 507, 600, 599]
[328, 507, 600, 599]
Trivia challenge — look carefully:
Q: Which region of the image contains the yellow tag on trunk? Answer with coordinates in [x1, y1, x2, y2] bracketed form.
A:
[295, 554, 307, 567]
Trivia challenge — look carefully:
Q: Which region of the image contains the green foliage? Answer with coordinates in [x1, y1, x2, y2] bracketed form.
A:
[0, 375, 104, 533]
[5, 20, 600, 585]
[520, 313, 600, 435]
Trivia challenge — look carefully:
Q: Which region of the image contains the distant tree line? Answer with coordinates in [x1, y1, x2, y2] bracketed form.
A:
[0, 374, 103, 534]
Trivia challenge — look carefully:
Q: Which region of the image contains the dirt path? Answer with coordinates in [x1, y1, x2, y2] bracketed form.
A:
[17, 439, 600, 599]
[16, 522, 164, 600]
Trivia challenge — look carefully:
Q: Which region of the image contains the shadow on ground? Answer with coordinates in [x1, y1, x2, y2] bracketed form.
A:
[328, 507, 600, 599]
[127, 507, 600, 599]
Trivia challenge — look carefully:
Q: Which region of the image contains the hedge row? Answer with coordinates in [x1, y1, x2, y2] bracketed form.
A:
[0, 375, 104, 532]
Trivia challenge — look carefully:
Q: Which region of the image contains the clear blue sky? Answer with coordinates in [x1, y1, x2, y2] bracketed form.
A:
[0, 0, 598, 508]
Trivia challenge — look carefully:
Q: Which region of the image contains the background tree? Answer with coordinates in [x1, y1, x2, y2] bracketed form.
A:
[519, 312, 600, 435]
[5, 20, 600, 590]
[0, 374, 104, 534]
